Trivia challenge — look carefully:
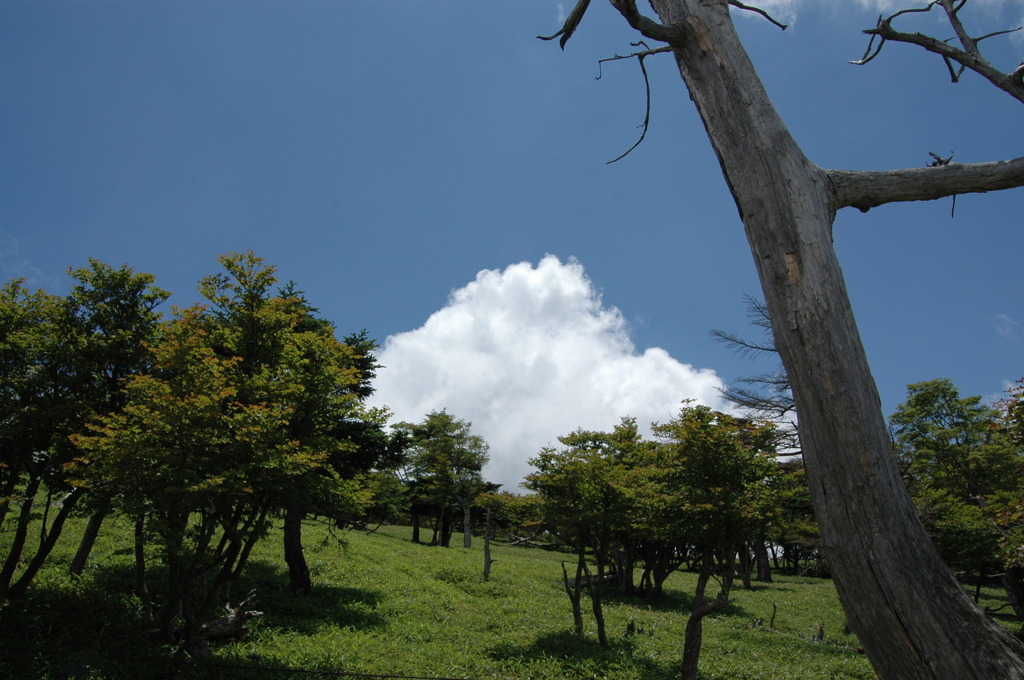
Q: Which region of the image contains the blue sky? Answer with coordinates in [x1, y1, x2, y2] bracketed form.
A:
[2, 1, 1021, 488]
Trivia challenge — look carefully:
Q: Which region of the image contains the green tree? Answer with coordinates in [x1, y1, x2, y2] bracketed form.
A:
[0, 262, 168, 600]
[890, 379, 1023, 595]
[648, 404, 779, 680]
[401, 410, 490, 549]
[476, 491, 544, 580]
[70, 305, 317, 655]
[0, 280, 73, 601]
[524, 418, 638, 647]
[989, 379, 1024, 626]
[892, 379, 1019, 502]
[63, 260, 170, 576]
[769, 459, 821, 577]
[711, 296, 804, 584]
[197, 252, 392, 596]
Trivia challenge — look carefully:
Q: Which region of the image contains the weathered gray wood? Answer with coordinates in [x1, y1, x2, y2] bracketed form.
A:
[613, 1, 1024, 677]
[830, 157, 1024, 212]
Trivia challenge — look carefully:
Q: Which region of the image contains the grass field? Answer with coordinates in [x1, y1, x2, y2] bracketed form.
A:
[2, 516, 1011, 679]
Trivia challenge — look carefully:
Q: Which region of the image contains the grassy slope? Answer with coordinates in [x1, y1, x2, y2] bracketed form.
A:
[17, 515, 1019, 679]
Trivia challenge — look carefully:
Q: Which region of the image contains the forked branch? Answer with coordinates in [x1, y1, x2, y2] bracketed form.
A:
[608, 0, 686, 46]
[852, 0, 1024, 104]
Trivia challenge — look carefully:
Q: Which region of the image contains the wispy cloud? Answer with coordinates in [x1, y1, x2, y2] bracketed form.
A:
[556, 2, 566, 26]
[0, 234, 61, 292]
[368, 255, 727, 490]
[995, 312, 1019, 340]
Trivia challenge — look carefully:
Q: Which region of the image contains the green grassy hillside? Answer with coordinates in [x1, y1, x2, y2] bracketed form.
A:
[3, 517, 882, 679]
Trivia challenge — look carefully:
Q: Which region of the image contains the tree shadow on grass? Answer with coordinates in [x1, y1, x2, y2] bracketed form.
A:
[0, 557, 386, 680]
[231, 558, 388, 634]
[487, 630, 679, 680]
[605, 585, 754, 621]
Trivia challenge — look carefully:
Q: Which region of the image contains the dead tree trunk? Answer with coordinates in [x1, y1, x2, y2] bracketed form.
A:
[599, 1, 1024, 677]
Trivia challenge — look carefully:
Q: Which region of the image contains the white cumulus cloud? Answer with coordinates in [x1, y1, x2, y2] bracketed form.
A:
[368, 255, 727, 490]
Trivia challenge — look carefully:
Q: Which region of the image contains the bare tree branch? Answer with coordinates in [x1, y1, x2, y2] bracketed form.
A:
[829, 156, 1024, 213]
[597, 44, 672, 163]
[728, 1, 788, 31]
[852, 0, 1024, 104]
[538, 0, 593, 49]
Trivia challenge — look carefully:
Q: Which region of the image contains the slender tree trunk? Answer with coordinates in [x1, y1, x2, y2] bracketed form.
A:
[637, 2, 1024, 676]
[431, 507, 443, 546]
[754, 540, 772, 583]
[680, 566, 710, 680]
[283, 505, 312, 596]
[681, 548, 734, 680]
[482, 508, 495, 580]
[160, 545, 186, 640]
[69, 506, 108, 577]
[462, 500, 473, 549]
[0, 475, 41, 600]
[739, 543, 753, 590]
[561, 550, 586, 637]
[8, 487, 83, 600]
[134, 517, 152, 621]
[412, 512, 421, 544]
[586, 560, 609, 648]
[439, 508, 453, 548]
[614, 542, 637, 594]
[0, 471, 20, 535]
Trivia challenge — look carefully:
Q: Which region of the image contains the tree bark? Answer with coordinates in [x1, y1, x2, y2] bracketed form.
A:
[561, 552, 586, 637]
[623, 1, 1024, 677]
[8, 487, 83, 600]
[462, 500, 473, 549]
[830, 158, 1024, 213]
[681, 548, 734, 680]
[482, 508, 495, 580]
[754, 540, 772, 583]
[283, 505, 312, 596]
[439, 508, 453, 548]
[738, 543, 753, 590]
[69, 507, 108, 577]
[0, 475, 41, 600]
[582, 558, 609, 648]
